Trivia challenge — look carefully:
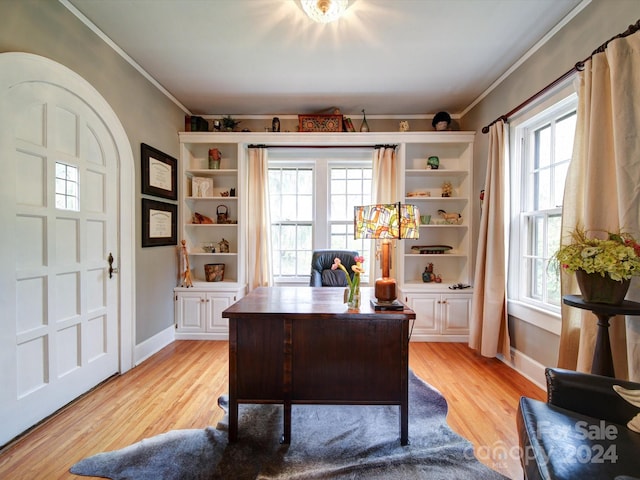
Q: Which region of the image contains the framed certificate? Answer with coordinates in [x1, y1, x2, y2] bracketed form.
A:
[141, 198, 177, 247]
[141, 143, 177, 200]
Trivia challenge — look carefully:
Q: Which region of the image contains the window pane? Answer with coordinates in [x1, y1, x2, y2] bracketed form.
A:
[331, 195, 348, 221]
[555, 112, 576, 162]
[529, 216, 543, 256]
[271, 225, 281, 251]
[552, 162, 568, 209]
[281, 195, 297, 220]
[297, 225, 312, 250]
[282, 170, 297, 194]
[55, 162, 79, 211]
[298, 169, 313, 193]
[297, 250, 312, 277]
[280, 251, 296, 275]
[535, 125, 551, 168]
[547, 214, 561, 255]
[531, 258, 544, 300]
[269, 195, 282, 221]
[534, 168, 551, 210]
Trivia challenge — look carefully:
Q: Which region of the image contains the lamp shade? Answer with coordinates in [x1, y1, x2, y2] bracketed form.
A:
[354, 203, 419, 240]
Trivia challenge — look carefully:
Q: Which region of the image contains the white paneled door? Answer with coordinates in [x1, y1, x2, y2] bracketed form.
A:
[0, 54, 129, 445]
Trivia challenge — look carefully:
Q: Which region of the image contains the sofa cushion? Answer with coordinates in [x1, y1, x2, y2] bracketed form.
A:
[518, 397, 640, 480]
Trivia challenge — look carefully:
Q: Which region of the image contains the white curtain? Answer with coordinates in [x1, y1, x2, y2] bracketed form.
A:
[372, 146, 397, 277]
[372, 146, 397, 203]
[558, 29, 640, 380]
[246, 147, 272, 290]
[469, 120, 511, 359]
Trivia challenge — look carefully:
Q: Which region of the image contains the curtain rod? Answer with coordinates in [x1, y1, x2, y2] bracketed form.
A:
[482, 19, 640, 134]
[248, 144, 397, 149]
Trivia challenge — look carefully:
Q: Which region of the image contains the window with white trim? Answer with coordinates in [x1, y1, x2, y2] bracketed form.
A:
[268, 151, 372, 284]
[511, 94, 577, 313]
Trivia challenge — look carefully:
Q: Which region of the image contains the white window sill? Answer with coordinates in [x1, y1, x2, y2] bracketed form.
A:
[507, 299, 561, 336]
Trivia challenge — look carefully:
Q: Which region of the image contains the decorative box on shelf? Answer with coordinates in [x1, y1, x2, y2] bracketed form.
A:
[298, 114, 343, 132]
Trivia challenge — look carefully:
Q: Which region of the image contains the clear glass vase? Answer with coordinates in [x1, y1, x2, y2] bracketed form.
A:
[347, 286, 361, 309]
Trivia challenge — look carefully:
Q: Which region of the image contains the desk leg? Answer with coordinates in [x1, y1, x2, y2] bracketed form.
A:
[229, 318, 238, 442]
[592, 313, 615, 377]
[282, 318, 293, 444]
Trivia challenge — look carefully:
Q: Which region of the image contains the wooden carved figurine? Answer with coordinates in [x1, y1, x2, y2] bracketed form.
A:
[180, 240, 193, 288]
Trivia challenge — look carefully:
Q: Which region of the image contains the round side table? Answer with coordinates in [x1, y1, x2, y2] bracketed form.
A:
[563, 294, 640, 377]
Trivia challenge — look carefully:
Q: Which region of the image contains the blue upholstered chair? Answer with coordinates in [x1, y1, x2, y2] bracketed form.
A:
[309, 250, 359, 287]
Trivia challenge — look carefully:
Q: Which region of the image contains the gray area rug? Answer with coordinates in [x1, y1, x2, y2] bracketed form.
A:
[71, 372, 507, 479]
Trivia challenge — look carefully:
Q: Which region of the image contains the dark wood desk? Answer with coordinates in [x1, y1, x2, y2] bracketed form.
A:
[563, 294, 640, 377]
[222, 287, 416, 445]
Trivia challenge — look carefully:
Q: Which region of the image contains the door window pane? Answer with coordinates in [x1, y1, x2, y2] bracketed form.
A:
[55, 162, 79, 211]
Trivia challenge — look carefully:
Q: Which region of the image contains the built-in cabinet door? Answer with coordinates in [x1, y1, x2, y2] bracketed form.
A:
[404, 292, 471, 340]
[175, 292, 206, 332]
[406, 295, 439, 336]
[441, 294, 472, 335]
[175, 289, 239, 337]
[205, 293, 233, 331]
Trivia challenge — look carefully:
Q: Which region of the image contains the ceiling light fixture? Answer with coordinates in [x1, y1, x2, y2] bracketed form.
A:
[301, 0, 348, 24]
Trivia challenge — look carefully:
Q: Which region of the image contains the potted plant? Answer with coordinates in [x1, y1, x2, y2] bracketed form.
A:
[221, 115, 241, 132]
[553, 227, 640, 304]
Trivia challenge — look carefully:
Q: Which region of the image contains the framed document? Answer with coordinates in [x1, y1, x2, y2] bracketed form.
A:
[141, 198, 177, 247]
[141, 143, 177, 200]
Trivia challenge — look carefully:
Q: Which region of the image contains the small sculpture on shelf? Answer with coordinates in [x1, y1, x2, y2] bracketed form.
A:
[422, 263, 435, 283]
[218, 238, 230, 253]
[201, 242, 215, 253]
[432, 111, 451, 131]
[427, 156, 439, 170]
[441, 181, 452, 197]
[438, 209, 462, 224]
[180, 240, 193, 288]
[208, 148, 221, 169]
[193, 212, 214, 224]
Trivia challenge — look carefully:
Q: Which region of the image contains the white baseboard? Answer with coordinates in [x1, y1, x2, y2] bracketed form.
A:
[134, 325, 175, 366]
[499, 348, 547, 390]
[174, 332, 229, 340]
[410, 335, 469, 342]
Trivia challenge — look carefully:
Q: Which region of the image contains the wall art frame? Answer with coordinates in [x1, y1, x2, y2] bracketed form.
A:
[141, 198, 177, 247]
[141, 143, 177, 200]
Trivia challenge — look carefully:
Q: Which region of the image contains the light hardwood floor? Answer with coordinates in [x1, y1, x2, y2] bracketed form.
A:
[0, 341, 545, 479]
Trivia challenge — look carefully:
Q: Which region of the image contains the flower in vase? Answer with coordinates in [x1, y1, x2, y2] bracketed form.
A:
[332, 256, 365, 304]
[553, 227, 640, 282]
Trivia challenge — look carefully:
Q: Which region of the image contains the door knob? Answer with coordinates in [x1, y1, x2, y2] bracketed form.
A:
[108, 252, 119, 278]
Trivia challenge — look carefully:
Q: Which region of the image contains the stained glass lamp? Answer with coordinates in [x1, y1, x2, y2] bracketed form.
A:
[354, 202, 419, 306]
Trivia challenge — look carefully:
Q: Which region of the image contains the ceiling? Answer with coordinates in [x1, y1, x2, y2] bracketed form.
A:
[65, 0, 585, 117]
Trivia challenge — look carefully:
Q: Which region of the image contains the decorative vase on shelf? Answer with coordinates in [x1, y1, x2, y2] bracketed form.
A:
[575, 270, 631, 305]
[359, 109, 369, 132]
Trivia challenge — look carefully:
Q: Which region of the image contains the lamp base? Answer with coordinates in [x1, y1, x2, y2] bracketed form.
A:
[375, 277, 397, 303]
[370, 298, 405, 311]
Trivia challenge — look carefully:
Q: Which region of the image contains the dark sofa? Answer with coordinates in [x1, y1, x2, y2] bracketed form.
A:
[517, 367, 640, 480]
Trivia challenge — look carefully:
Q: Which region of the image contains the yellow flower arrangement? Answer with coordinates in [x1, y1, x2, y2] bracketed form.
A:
[553, 228, 640, 282]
